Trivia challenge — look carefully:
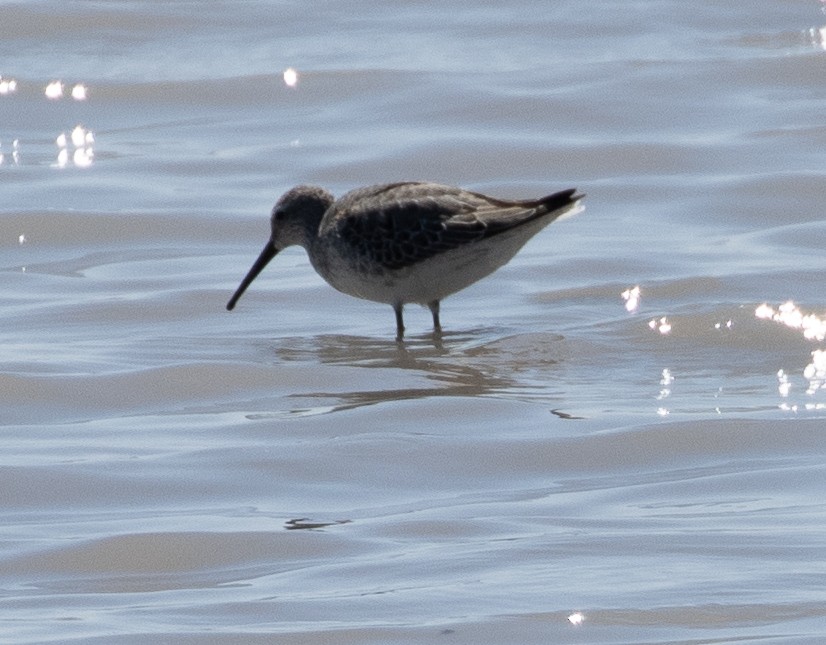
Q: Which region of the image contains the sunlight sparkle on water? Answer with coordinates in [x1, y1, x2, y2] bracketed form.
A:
[54, 125, 95, 168]
[0, 77, 17, 95]
[45, 80, 89, 101]
[804, 350, 826, 396]
[777, 369, 791, 398]
[756, 301, 826, 342]
[71, 125, 93, 147]
[649, 316, 671, 335]
[283, 67, 298, 88]
[808, 25, 826, 50]
[655, 368, 673, 415]
[567, 612, 585, 626]
[658, 368, 673, 401]
[73, 147, 93, 168]
[621, 285, 641, 312]
[71, 83, 88, 100]
[769, 327, 826, 411]
[45, 80, 64, 99]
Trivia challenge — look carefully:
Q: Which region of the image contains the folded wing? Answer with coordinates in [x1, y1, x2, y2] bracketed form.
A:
[327, 182, 580, 271]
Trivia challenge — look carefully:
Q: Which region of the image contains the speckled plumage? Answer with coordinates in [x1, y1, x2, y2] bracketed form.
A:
[227, 182, 584, 337]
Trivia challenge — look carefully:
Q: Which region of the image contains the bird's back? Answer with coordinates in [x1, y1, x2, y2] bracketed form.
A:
[318, 182, 582, 272]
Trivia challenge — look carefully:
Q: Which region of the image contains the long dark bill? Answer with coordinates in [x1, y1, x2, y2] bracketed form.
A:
[226, 242, 279, 311]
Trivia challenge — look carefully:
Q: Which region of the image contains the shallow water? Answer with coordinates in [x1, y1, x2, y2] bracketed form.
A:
[2, 1, 826, 643]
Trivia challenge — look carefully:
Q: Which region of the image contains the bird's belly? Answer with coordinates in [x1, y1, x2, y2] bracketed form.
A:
[313, 231, 533, 305]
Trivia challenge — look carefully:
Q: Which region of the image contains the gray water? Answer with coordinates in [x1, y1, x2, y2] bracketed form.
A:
[2, 2, 826, 643]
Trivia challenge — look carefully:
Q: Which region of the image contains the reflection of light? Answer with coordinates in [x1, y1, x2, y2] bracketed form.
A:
[73, 147, 93, 168]
[54, 125, 95, 168]
[657, 368, 672, 414]
[567, 612, 584, 626]
[658, 368, 673, 401]
[621, 285, 641, 312]
[18, 234, 26, 245]
[754, 300, 826, 413]
[808, 26, 826, 51]
[777, 369, 791, 397]
[649, 316, 671, 334]
[714, 319, 732, 330]
[45, 80, 89, 100]
[756, 301, 826, 342]
[45, 80, 64, 99]
[0, 77, 17, 95]
[804, 350, 826, 395]
[71, 125, 89, 147]
[0, 139, 19, 166]
[283, 67, 298, 87]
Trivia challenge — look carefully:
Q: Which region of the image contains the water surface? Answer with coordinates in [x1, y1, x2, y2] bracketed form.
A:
[2, 1, 826, 643]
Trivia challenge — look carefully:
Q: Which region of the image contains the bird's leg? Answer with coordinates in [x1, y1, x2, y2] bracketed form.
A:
[428, 300, 441, 332]
[394, 303, 405, 339]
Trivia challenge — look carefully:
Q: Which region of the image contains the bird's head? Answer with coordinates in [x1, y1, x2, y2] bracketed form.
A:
[226, 185, 334, 311]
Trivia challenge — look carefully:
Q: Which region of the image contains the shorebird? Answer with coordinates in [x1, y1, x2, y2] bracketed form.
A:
[227, 182, 584, 337]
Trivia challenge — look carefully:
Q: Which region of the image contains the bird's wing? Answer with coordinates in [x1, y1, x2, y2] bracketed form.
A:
[326, 183, 580, 271]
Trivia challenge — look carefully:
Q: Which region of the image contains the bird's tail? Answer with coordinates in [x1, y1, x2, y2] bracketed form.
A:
[534, 188, 585, 222]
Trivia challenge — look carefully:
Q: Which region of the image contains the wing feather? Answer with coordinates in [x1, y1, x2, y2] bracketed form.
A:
[326, 183, 579, 271]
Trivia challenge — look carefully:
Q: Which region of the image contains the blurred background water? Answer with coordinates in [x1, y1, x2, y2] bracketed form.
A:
[2, 1, 826, 643]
